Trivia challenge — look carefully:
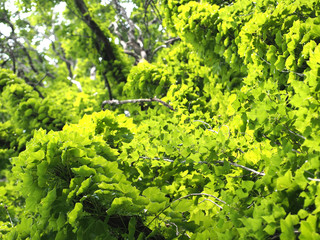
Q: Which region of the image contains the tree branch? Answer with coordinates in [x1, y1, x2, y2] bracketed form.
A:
[151, 37, 181, 59]
[0, 16, 15, 35]
[178, 193, 226, 207]
[74, 0, 115, 62]
[139, 156, 174, 163]
[253, 50, 305, 77]
[111, 0, 147, 60]
[0, 15, 55, 80]
[102, 97, 174, 111]
[215, 160, 265, 176]
[147, 192, 226, 227]
[51, 40, 73, 79]
[199, 198, 223, 209]
[139, 154, 264, 176]
[102, 71, 113, 100]
[73, 0, 126, 82]
[124, 50, 140, 62]
[307, 177, 320, 182]
[20, 43, 38, 74]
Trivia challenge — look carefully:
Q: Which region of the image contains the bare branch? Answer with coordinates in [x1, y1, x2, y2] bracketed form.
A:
[247, 202, 255, 209]
[291, 149, 301, 154]
[0, 16, 40, 75]
[271, 230, 300, 240]
[31, 86, 45, 99]
[0, 15, 55, 79]
[74, 0, 114, 60]
[152, 44, 166, 55]
[102, 97, 174, 111]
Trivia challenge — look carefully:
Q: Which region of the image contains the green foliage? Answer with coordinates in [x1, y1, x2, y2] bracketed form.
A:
[7, 111, 150, 239]
[1, 0, 320, 239]
[124, 59, 172, 98]
[0, 169, 24, 239]
[0, 121, 18, 172]
[0, 67, 106, 152]
[124, 43, 212, 113]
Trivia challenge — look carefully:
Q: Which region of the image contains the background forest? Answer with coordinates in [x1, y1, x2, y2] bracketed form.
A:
[1, 0, 320, 239]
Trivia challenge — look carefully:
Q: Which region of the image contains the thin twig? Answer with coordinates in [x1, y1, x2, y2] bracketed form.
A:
[287, 129, 306, 140]
[199, 198, 224, 209]
[73, 0, 126, 82]
[215, 160, 265, 176]
[193, 120, 213, 130]
[165, 221, 180, 236]
[4, 205, 14, 227]
[305, 170, 314, 177]
[263, 134, 301, 154]
[292, 149, 301, 154]
[102, 71, 113, 100]
[271, 230, 300, 239]
[177, 193, 227, 205]
[139, 156, 208, 164]
[307, 177, 320, 182]
[147, 192, 226, 227]
[253, 50, 305, 77]
[51, 41, 73, 79]
[36, 73, 47, 86]
[124, 50, 140, 61]
[139, 156, 174, 163]
[151, 37, 181, 59]
[102, 97, 174, 111]
[247, 202, 255, 209]
[112, 0, 147, 60]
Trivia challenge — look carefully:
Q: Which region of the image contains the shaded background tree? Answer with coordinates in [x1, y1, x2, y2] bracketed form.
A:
[0, 0, 178, 100]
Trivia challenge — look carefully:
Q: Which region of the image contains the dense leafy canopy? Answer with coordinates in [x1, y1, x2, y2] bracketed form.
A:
[1, 0, 320, 239]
